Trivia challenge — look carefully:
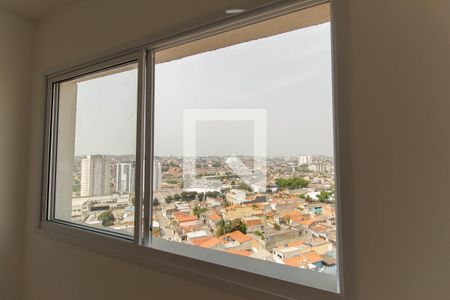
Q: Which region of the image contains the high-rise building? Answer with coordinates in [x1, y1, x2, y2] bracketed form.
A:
[153, 160, 161, 192]
[298, 155, 312, 166]
[308, 162, 333, 173]
[80, 155, 111, 197]
[115, 162, 135, 193]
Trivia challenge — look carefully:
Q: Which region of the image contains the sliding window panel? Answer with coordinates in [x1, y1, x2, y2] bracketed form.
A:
[51, 61, 141, 238]
[150, 3, 338, 293]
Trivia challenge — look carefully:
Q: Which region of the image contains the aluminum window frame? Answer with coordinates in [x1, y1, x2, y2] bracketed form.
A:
[146, 21, 338, 292]
[40, 0, 348, 299]
[42, 50, 146, 243]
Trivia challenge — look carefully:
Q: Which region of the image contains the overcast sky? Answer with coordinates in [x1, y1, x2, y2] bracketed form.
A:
[74, 22, 332, 157]
[74, 66, 138, 156]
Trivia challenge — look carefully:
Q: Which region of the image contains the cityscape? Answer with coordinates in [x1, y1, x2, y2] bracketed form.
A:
[68, 22, 336, 275]
[71, 154, 337, 274]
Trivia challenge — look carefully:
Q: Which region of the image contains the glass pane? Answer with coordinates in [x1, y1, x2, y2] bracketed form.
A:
[54, 63, 138, 237]
[152, 3, 337, 283]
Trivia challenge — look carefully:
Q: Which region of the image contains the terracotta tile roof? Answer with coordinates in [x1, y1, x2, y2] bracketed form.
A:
[306, 238, 329, 247]
[181, 223, 205, 232]
[172, 211, 186, 216]
[198, 237, 221, 248]
[243, 218, 262, 227]
[283, 251, 323, 267]
[296, 219, 315, 227]
[302, 251, 323, 263]
[226, 249, 251, 257]
[222, 230, 252, 244]
[174, 214, 198, 223]
[280, 210, 302, 219]
[310, 223, 334, 233]
[289, 215, 304, 223]
[191, 236, 212, 246]
[208, 213, 221, 222]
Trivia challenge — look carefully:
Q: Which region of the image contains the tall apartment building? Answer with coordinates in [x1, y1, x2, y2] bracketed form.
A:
[115, 162, 135, 194]
[80, 155, 111, 197]
[298, 155, 312, 166]
[153, 160, 161, 192]
[308, 163, 333, 173]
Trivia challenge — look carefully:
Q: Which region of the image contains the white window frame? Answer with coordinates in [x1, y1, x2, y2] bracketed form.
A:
[42, 51, 146, 243]
[40, 0, 348, 299]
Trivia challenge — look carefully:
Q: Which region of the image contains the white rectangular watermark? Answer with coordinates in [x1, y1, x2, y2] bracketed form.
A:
[183, 109, 267, 193]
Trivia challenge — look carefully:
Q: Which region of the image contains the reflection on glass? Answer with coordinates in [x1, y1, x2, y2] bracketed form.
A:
[54, 63, 138, 236]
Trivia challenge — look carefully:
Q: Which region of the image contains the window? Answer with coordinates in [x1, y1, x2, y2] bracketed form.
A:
[43, 1, 340, 297]
[150, 4, 336, 292]
[46, 55, 144, 239]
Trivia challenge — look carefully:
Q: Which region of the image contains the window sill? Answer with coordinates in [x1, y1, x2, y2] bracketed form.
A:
[39, 220, 341, 300]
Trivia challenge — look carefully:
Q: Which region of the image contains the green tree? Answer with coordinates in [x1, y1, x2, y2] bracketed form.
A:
[180, 191, 197, 201]
[274, 223, 281, 231]
[98, 210, 115, 227]
[275, 177, 309, 190]
[298, 164, 309, 172]
[275, 176, 309, 190]
[193, 206, 208, 217]
[165, 195, 173, 204]
[253, 230, 265, 240]
[153, 198, 159, 206]
[198, 192, 205, 201]
[205, 191, 221, 198]
[317, 191, 333, 203]
[216, 218, 247, 236]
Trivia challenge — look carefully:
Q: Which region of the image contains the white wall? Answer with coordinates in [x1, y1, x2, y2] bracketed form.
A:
[25, 1, 275, 300]
[0, 8, 34, 300]
[340, 1, 450, 299]
[20, 0, 450, 300]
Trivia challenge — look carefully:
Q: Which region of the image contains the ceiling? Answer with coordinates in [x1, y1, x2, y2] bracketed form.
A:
[0, 0, 78, 21]
[155, 3, 329, 64]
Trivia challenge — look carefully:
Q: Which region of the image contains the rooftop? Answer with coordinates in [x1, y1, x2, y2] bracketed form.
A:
[283, 251, 322, 268]
[222, 230, 252, 244]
